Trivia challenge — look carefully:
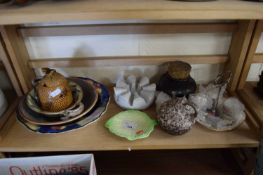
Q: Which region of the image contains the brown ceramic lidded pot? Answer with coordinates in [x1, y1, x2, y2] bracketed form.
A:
[35, 69, 73, 112]
[168, 61, 191, 80]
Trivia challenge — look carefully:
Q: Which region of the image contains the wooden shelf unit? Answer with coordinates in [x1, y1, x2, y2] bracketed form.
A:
[0, 0, 263, 25]
[0, 2, 262, 174]
[0, 19, 260, 150]
[237, 20, 263, 134]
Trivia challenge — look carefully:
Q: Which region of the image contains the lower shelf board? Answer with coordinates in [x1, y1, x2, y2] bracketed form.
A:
[0, 87, 259, 152]
[95, 149, 242, 175]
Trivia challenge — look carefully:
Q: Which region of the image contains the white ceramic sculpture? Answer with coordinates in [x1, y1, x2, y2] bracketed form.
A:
[114, 75, 156, 110]
[0, 89, 7, 118]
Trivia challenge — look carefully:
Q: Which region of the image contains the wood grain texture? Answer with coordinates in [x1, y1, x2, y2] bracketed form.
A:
[0, 89, 17, 131]
[238, 82, 263, 131]
[0, 89, 259, 152]
[0, 34, 23, 96]
[0, 26, 35, 94]
[20, 23, 237, 37]
[0, 0, 263, 24]
[238, 21, 263, 89]
[225, 20, 256, 93]
[0, 89, 18, 141]
[0, 99, 19, 142]
[253, 54, 263, 63]
[29, 55, 228, 68]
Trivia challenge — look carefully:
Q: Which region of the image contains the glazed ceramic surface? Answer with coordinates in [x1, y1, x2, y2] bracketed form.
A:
[35, 69, 73, 112]
[20, 78, 98, 125]
[105, 110, 157, 141]
[155, 91, 171, 112]
[114, 75, 156, 110]
[0, 89, 7, 118]
[158, 61, 196, 97]
[158, 98, 197, 135]
[27, 81, 85, 118]
[157, 73, 196, 97]
[17, 77, 110, 133]
[188, 72, 245, 131]
[190, 95, 246, 131]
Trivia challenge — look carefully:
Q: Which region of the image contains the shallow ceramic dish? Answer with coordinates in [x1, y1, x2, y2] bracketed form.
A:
[105, 110, 157, 141]
[17, 77, 110, 133]
[27, 81, 84, 118]
[20, 78, 98, 125]
[189, 94, 246, 131]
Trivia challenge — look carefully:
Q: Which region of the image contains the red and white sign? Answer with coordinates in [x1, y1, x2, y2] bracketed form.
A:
[0, 154, 96, 175]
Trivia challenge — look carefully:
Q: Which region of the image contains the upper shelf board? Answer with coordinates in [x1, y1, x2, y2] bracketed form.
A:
[0, 0, 263, 25]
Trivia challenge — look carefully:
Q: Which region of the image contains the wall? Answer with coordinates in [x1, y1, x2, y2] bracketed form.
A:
[24, 20, 233, 85]
[2, 21, 263, 90]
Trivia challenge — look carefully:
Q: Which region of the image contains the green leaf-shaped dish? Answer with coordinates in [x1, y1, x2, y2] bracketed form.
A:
[105, 110, 157, 141]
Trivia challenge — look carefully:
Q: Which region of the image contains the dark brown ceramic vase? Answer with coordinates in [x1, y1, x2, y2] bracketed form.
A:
[157, 61, 197, 97]
[35, 69, 73, 112]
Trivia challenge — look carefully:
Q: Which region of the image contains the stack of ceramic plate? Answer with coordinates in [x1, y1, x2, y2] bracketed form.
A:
[17, 77, 110, 134]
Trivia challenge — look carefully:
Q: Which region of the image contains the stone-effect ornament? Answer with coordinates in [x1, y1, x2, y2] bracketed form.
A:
[158, 98, 197, 135]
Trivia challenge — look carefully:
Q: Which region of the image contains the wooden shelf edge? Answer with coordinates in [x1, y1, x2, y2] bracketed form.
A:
[29, 55, 228, 68]
[20, 23, 237, 37]
[0, 1, 262, 24]
[253, 54, 263, 63]
[0, 87, 259, 152]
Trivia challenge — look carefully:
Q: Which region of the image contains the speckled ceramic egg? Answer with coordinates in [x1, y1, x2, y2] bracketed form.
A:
[158, 98, 197, 135]
[35, 69, 73, 112]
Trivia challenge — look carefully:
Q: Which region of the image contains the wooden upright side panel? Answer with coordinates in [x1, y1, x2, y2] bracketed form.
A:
[0, 35, 23, 96]
[238, 20, 263, 90]
[225, 20, 256, 93]
[0, 25, 34, 94]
